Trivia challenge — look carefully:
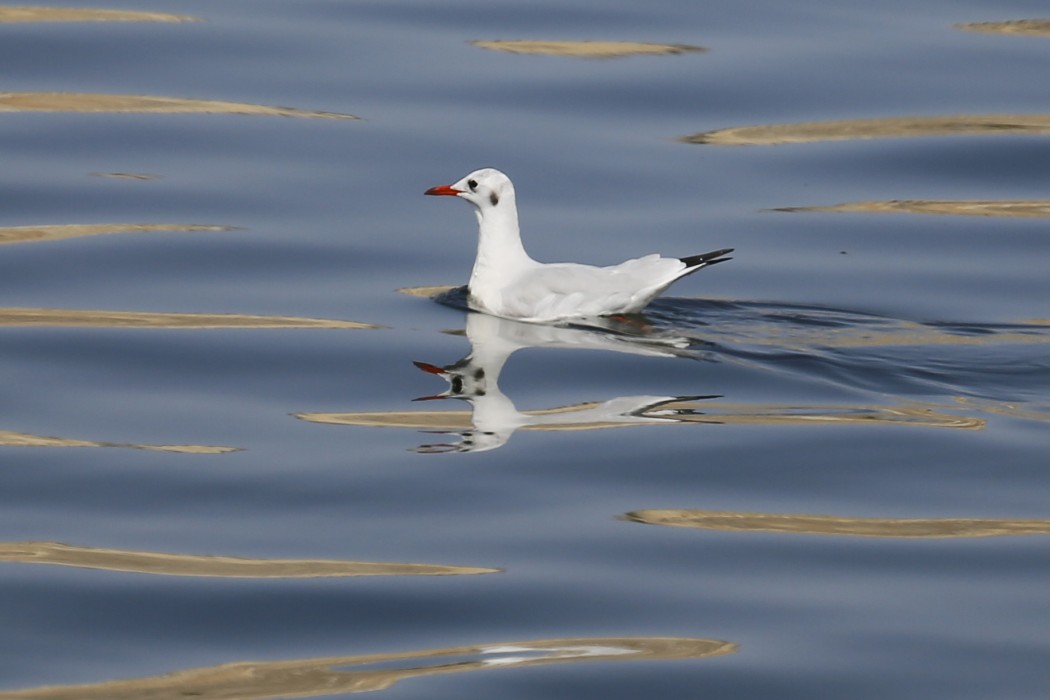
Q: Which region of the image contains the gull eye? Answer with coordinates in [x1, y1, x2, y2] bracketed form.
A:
[467, 179, 478, 191]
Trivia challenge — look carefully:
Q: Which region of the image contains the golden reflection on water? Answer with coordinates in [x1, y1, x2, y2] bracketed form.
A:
[682, 114, 1050, 145]
[623, 509, 1050, 538]
[956, 19, 1050, 36]
[299, 399, 984, 432]
[0, 92, 358, 119]
[0, 542, 499, 578]
[0, 308, 377, 329]
[0, 636, 734, 699]
[397, 285, 458, 298]
[470, 40, 706, 58]
[0, 429, 238, 453]
[774, 199, 1050, 218]
[0, 7, 196, 22]
[0, 223, 233, 245]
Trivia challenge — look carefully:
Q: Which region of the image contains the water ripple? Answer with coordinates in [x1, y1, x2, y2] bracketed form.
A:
[0, 7, 197, 23]
[470, 40, 707, 58]
[0, 93, 358, 119]
[0, 429, 238, 453]
[0, 223, 234, 246]
[956, 19, 1050, 36]
[772, 199, 1050, 218]
[623, 509, 1050, 538]
[0, 636, 733, 699]
[0, 541, 498, 578]
[682, 114, 1050, 145]
[0, 308, 378, 329]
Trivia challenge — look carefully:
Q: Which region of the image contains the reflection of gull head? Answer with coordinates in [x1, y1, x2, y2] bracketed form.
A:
[411, 344, 521, 453]
[412, 313, 713, 453]
[413, 359, 490, 401]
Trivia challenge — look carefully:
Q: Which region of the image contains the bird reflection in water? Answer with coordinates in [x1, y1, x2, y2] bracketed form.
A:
[411, 312, 714, 453]
[297, 300, 988, 451]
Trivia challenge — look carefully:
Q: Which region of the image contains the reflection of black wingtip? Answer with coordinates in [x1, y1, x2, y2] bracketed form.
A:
[412, 444, 457, 454]
[412, 434, 462, 453]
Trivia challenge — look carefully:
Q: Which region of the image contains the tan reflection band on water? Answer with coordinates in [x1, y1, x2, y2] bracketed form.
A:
[0, 308, 378, 329]
[297, 400, 984, 430]
[0, 93, 358, 119]
[470, 40, 706, 58]
[956, 19, 1050, 36]
[682, 114, 1050, 145]
[299, 402, 642, 432]
[774, 199, 1050, 218]
[0, 430, 238, 453]
[0, 7, 197, 23]
[397, 285, 458, 298]
[0, 542, 499, 578]
[0, 636, 735, 699]
[623, 509, 1050, 538]
[0, 223, 234, 245]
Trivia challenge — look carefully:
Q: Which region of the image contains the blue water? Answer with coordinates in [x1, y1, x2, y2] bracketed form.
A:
[1, 1, 1048, 698]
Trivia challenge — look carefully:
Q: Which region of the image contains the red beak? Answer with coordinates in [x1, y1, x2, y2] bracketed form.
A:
[424, 184, 462, 197]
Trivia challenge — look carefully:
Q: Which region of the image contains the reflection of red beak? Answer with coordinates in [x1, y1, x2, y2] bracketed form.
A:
[424, 184, 462, 196]
[412, 361, 448, 401]
[413, 360, 446, 375]
[412, 393, 448, 402]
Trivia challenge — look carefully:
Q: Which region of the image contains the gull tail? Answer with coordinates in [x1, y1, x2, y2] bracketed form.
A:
[679, 248, 734, 271]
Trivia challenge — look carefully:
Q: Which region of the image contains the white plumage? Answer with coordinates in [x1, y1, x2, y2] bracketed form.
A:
[425, 168, 732, 322]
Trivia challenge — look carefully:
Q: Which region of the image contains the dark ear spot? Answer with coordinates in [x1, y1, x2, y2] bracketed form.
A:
[489, 192, 499, 206]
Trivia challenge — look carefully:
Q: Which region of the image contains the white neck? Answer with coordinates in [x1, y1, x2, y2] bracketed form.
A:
[469, 195, 535, 294]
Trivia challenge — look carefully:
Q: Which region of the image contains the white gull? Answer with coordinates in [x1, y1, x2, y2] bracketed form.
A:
[425, 168, 732, 323]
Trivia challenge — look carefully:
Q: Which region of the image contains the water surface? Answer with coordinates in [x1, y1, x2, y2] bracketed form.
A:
[1, 1, 1048, 699]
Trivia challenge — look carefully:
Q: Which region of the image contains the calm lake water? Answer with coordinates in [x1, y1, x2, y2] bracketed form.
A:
[1, 1, 1048, 698]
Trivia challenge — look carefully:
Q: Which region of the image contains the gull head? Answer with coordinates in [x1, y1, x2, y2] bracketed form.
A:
[425, 168, 515, 212]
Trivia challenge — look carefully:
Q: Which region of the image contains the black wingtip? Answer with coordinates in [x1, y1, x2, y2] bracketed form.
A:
[680, 247, 734, 269]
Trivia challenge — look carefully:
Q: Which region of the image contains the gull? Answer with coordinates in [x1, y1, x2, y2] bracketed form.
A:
[425, 168, 733, 323]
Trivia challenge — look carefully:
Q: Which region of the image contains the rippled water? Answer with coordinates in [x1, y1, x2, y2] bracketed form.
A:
[1, 2, 1048, 698]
